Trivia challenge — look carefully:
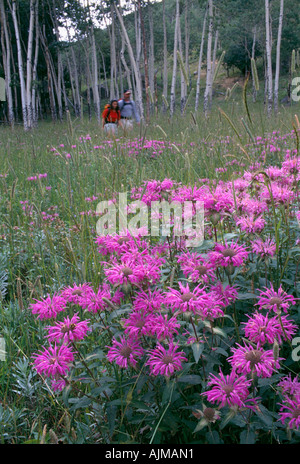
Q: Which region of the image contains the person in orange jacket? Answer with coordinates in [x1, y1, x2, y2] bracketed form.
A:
[102, 100, 123, 135]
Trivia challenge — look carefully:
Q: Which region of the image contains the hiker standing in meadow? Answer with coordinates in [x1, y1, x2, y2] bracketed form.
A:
[118, 89, 140, 131]
[102, 99, 122, 135]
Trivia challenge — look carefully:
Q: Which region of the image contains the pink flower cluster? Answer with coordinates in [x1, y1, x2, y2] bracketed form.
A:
[27, 173, 47, 181]
[28, 136, 300, 434]
[31, 282, 124, 390]
[277, 375, 300, 430]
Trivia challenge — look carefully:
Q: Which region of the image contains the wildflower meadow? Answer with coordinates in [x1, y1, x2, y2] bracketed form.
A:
[0, 107, 300, 446]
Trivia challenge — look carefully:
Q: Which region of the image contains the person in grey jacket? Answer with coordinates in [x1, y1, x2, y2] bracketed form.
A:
[118, 89, 140, 131]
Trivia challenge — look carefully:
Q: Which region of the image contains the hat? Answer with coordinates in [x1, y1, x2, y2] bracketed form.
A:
[124, 89, 131, 94]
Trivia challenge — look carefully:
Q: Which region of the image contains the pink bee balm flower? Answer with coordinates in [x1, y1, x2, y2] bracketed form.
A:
[278, 398, 300, 430]
[236, 214, 265, 234]
[164, 282, 211, 315]
[104, 257, 161, 288]
[277, 375, 300, 400]
[32, 343, 75, 378]
[80, 284, 124, 313]
[208, 241, 248, 270]
[282, 156, 300, 175]
[46, 313, 90, 343]
[60, 283, 93, 306]
[243, 312, 297, 345]
[106, 336, 144, 368]
[30, 293, 66, 320]
[122, 312, 151, 338]
[202, 369, 252, 408]
[252, 238, 276, 258]
[210, 282, 238, 306]
[261, 182, 295, 206]
[51, 378, 68, 392]
[95, 232, 148, 257]
[146, 342, 187, 377]
[146, 313, 180, 341]
[228, 343, 282, 378]
[256, 283, 296, 314]
[176, 252, 216, 283]
[133, 289, 165, 313]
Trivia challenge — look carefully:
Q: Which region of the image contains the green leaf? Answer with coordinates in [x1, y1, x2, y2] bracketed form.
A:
[223, 233, 239, 241]
[177, 375, 202, 385]
[130, 400, 155, 412]
[69, 396, 92, 410]
[84, 351, 104, 361]
[162, 380, 176, 405]
[193, 418, 207, 433]
[220, 409, 236, 429]
[214, 347, 228, 357]
[253, 404, 277, 428]
[258, 374, 282, 387]
[192, 342, 204, 364]
[237, 292, 258, 300]
[240, 429, 256, 444]
[205, 430, 222, 444]
[211, 326, 227, 337]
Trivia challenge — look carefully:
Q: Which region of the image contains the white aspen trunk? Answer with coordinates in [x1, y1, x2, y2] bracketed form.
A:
[71, 46, 81, 117]
[274, 0, 284, 113]
[66, 24, 81, 117]
[148, 0, 155, 98]
[110, 4, 117, 100]
[40, 21, 62, 121]
[99, 48, 109, 97]
[204, 0, 213, 116]
[211, 28, 219, 81]
[114, 4, 144, 120]
[177, 13, 187, 114]
[195, 7, 207, 112]
[9, 37, 18, 119]
[0, 0, 14, 124]
[134, 1, 141, 74]
[162, 0, 168, 111]
[90, 27, 101, 124]
[209, 27, 219, 104]
[118, 57, 123, 95]
[10, 0, 28, 129]
[40, 24, 57, 121]
[252, 25, 257, 103]
[184, 0, 190, 89]
[67, 54, 76, 110]
[170, 0, 180, 118]
[61, 63, 68, 113]
[264, 52, 267, 107]
[51, 0, 64, 121]
[134, 0, 142, 102]
[31, 0, 39, 126]
[26, 0, 35, 129]
[265, 0, 273, 116]
[46, 45, 61, 120]
[85, 43, 92, 121]
[120, 34, 133, 92]
[138, 0, 150, 121]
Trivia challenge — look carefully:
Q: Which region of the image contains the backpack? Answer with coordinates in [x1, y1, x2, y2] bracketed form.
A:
[118, 99, 133, 109]
[102, 103, 111, 123]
